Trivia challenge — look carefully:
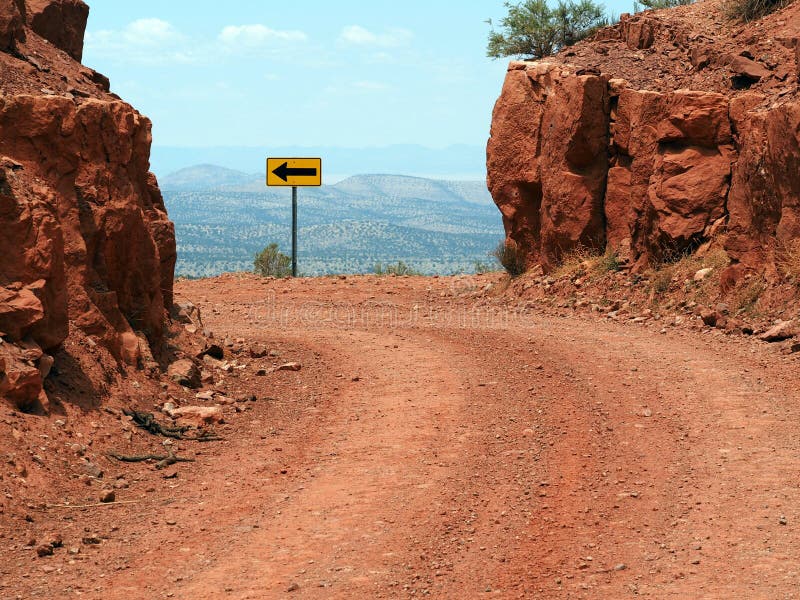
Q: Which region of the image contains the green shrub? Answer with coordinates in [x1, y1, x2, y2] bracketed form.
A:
[254, 243, 291, 278]
[595, 249, 622, 274]
[473, 260, 498, 275]
[487, 0, 608, 60]
[373, 261, 421, 276]
[492, 240, 527, 277]
[724, 0, 790, 20]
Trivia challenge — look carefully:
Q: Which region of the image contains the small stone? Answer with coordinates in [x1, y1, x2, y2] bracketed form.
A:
[781, 341, 800, 355]
[36, 544, 54, 557]
[614, 563, 627, 571]
[693, 268, 713, 282]
[99, 489, 115, 503]
[249, 346, 268, 358]
[277, 362, 302, 372]
[779, 515, 788, 525]
[700, 309, 718, 327]
[287, 582, 300, 592]
[642, 408, 652, 417]
[81, 460, 103, 478]
[167, 359, 201, 388]
[202, 354, 222, 368]
[169, 405, 224, 426]
[82, 535, 101, 545]
[760, 320, 797, 342]
[198, 343, 224, 360]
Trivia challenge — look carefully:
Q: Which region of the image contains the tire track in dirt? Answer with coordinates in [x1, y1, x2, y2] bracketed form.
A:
[172, 328, 476, 598]
[94, 277, 800, 599]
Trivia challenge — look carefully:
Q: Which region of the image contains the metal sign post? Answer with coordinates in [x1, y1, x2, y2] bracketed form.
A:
[291, 186, 298, 277]
[266, 157, 322, 277]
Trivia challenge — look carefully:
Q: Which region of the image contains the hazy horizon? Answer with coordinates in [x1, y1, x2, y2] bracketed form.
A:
[150, 143, 488, 182]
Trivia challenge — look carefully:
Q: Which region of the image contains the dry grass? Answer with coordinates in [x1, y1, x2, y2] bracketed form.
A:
[724, 0, 792, 21]
[649, 266, 677, 296]
[729, 276, 766, 314]
[552, 247, 620, 280]
[776, 238, 800, 283]
[492, 240, 527, 278]
[646, 245, 731, 300]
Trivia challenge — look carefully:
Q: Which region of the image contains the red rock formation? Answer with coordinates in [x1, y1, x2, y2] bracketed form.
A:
[26, 0, 88, 61]
[0, 0, 26, 50]
[727, 97, 800, 274]
[487, 0, 800, 275]
[608, 88, 733, 267]
[0, 1, 176, 409]
[487, 62, 609, 270]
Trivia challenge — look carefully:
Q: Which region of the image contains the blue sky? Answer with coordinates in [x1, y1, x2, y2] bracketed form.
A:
[82, 0, 632, 176]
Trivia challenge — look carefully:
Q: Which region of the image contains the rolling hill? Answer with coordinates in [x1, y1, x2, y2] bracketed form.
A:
[161, 167, 503, 277]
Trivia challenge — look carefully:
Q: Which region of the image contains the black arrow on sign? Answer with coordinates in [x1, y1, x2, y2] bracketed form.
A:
[272, 162, 317, 182]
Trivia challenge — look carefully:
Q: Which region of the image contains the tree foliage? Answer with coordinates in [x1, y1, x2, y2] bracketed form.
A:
[487, 0, 608, 59]
[635, 0, 694, 9]
[254, 243, 291, 278]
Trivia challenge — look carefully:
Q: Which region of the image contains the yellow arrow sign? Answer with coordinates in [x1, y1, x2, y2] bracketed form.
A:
[266, 157, 322, 187]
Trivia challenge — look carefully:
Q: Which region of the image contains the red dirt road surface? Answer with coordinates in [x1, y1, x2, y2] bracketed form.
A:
[4, 274, 800, 599]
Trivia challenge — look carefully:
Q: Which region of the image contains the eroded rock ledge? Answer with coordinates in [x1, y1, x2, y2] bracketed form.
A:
[487, 2, 800, 280]
[0, 0, 177, 409]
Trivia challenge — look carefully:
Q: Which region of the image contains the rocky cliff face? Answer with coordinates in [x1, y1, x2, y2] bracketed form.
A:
[0, 0, 176, 410]
[487, 0, 800, 279]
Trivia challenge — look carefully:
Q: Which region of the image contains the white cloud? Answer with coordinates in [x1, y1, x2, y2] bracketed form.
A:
[85, 19, 307, 65]
[338, 25, 413, 47]
[218, 24, 307, 47]
[122, 18, 179, 45]
[85, 18, 196, 65]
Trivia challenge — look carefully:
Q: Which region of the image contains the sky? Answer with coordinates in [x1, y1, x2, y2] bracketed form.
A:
[82, 0, 632, 177]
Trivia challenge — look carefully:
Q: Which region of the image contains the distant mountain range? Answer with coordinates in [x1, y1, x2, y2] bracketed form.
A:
[162, 165, 503, 278]
[158, 164, 255, 190]
[150, 144, 487, 182]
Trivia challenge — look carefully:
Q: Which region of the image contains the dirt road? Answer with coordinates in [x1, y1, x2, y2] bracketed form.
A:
[6, 274, 800, 598]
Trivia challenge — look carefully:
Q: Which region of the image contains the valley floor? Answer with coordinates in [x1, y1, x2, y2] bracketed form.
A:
[4, 273, 800, 598]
